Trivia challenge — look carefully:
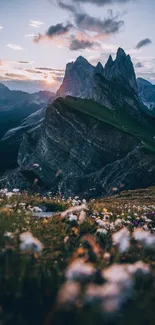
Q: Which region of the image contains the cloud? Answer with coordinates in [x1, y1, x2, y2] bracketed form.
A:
[33, 23, 73, 43]
[0, 60, 7, 66]
[58, 0, 76, 12]
[57, 0, 134, 8]
[0, 26, 3, 30]
[46, 23, 73, 38]
[70, 38, 96, 50]
[25, 34, 36, 38]
[33, 34, 44, 43]
[5, 73, 28, 80]
[29, 20, 44, 28]
[53, 75, 64, 82]
[18, 61, 31, 64]
[7, 44, 23, 50]
[136, 38, 152, 49]
[74, 10, 124, 34]
[135, 62, 144, 68]
[25, 69, 43, 74]
[36, 67, 64, 72]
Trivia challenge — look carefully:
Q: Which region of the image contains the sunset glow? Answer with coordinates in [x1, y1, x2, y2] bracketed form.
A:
[45, 75, 54, 85]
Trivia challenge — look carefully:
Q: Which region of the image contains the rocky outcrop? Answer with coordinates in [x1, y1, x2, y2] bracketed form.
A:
[57, 48, 138, 108]
[1, 96, 155, 197]
[0, 91, 56, 173]
[57, 56, 94, 98]
[1, 48, 155, 197]
[103, 48, 138, 94]
[0, 108, 45, 173]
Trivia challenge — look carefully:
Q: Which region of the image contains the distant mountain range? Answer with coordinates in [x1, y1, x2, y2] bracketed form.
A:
[0, 83, 54, 139]
[1, 48, 155, 197]
[0, 84, 55, 172]
[137, 78, 155, 113]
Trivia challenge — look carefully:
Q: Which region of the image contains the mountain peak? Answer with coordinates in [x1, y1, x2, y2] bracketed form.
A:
[75, 55, 90, 65]
[95, 62, 104, 75]
[103, 48, 138, 93]
[57, 55, 94, 97]
[105, 55, 114, 70]
[0, 83, 9, 90]
[57, 47, 138, 98]
[116, 47, 126, 59]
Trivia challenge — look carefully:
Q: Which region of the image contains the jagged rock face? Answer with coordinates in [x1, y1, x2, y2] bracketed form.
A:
[0, 92, 56, 173]
[57, 48, 138, 108]
[137, 78, 155, 112]
[57, 56, 94, 98]
[103, 48, 138, 94]
[0, 108, 46, 173]
[1, 48, 155, 197]
[2, 97, 155, 197]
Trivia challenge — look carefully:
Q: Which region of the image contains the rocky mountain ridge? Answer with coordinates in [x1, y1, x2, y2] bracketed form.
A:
[1, 48, 155, 197]
[57, 48, 138, 101]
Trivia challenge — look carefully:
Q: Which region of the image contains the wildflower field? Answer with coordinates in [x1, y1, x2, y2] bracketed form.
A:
[0, 188, 155, 325]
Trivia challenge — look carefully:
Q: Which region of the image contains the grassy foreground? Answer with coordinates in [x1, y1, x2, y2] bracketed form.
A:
[0, 188, 155, 324]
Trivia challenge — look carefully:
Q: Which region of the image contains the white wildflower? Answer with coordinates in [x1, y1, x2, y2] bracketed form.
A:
[19, 203, 26, 207]
[96, 219, 105, 227]
[143, 225, 149, 231]
[61, 204, 87, 218]
[133, 228, 155, 249]
[66, 259, 95, 281]
[145, 218, 152, 223]
[112, 228, 130, 253]
[6, 192, 14, 199]
[13, 188, 19, 193]
[127, 261, 150, 275]
[109, 222, 116, 231]
[4, 231, 14, 239]
[103, 264, 133, 289]
[115, 219, 122, 226]
[133, 229, 149, 242]
[32, 206, 43, 213]
[69, 214, 78, 222]
[0, 188, 8, 194]
[57, 281, 81, 305]
[96, 229, 108, 235]
[100, 260, 149, 313]
[85, 280, 129, 312]
[19, 231, 44, 253]
[33, 163, 40, 167]
[78, 209, 86, 224]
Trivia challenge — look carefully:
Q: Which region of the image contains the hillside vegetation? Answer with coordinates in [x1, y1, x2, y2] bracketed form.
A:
[59, 97, 155, 153]
[0, 188, 155, 324]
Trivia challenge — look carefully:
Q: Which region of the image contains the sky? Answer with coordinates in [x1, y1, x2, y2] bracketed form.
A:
[0, 0, 154, 93]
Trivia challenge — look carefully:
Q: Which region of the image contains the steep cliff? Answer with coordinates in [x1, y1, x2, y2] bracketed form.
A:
[2, 96, 155, 197]
[1, 48, 155, 196]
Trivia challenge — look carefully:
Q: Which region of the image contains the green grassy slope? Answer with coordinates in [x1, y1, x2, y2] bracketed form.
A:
[57, 97, 155, 153]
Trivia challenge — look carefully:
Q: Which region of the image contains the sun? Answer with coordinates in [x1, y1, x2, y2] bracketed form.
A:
[45, 75, 54, 85]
